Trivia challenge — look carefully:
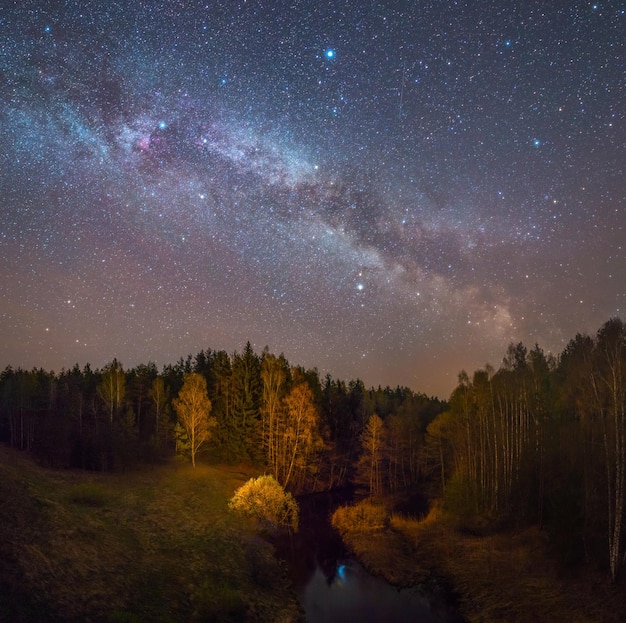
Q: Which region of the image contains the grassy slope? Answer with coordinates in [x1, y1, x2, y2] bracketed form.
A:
[0, 446, 301, 623]
[336, 503, 626, 623]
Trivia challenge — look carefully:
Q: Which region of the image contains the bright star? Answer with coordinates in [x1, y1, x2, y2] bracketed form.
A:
[325, 49, 335, 59]
[158, 121, 167, 130]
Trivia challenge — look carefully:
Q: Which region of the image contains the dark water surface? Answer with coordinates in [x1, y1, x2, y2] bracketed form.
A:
[275, 491, 462, 623]
[301, 559, 454, 623]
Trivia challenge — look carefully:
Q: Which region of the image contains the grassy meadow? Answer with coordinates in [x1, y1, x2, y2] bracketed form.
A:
[0, 446, 301, 622]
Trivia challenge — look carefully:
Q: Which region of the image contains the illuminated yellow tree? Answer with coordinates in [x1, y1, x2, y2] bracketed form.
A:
[260, 352, 288, 477]
[229, 474, 299, 532]
[173, 373, 215, 468]
[280, 381, 321, 489]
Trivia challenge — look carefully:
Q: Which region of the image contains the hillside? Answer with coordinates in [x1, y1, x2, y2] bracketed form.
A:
[0, 447, 301, 622]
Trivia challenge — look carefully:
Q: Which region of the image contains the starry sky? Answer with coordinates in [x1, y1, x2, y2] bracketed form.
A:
[1, 1, 624, 398]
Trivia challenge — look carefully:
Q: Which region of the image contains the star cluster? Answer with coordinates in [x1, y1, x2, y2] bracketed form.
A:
[1, 1, 624, 397]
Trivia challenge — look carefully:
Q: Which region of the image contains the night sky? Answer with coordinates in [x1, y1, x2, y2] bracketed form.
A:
[1, 1, 624, 397]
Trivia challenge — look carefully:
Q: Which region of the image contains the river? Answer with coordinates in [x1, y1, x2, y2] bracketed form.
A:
[274, 491, 463, 623]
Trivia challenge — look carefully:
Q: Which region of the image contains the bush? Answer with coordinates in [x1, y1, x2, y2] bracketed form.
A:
[331, 500, 388, 533]
[228, 475, 299, 532]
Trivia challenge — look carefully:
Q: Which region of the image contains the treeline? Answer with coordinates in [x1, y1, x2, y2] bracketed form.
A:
[0, 343, 444, 494]
[425, 317, 626, 580]
[5, 318, 625, 579]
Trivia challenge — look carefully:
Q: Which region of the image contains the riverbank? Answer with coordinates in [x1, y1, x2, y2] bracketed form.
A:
[0, 446, 301, 622]
[332, 500, 626, 623]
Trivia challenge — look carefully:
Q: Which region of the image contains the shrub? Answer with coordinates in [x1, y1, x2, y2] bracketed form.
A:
[331, 500, 388, 533]
[228, 475, 299, 532]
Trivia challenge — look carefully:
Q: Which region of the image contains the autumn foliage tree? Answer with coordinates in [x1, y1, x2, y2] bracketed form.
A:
[173, 373, 215, 467]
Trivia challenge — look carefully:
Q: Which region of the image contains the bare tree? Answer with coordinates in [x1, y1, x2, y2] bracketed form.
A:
[279, 380, 320, 489]
[173, 373, 215, 468]
[260, 352, 288, 478]
[361, 414, 384, 497]
[149, 376, 170, 454]
[593, 319, 626, 581]
[97, 359, 125, 423]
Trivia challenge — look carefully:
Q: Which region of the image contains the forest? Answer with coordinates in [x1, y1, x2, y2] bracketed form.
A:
[1, 317, 626, 583]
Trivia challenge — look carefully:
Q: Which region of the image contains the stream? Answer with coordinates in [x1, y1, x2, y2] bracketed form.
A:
[274, 491, 463, 623]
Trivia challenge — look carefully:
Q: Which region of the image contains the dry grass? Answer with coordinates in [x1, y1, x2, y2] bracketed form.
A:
[331, 499, 388, 533]
[331, 500, 431, 586]
[0, 446, 301, 623]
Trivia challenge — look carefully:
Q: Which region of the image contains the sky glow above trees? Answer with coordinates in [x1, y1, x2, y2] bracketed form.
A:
[0, 1, 623, 397]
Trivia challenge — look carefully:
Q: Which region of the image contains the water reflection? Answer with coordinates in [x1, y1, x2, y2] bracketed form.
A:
[272, 492, 461, 623]
[301, 560, 451, 623]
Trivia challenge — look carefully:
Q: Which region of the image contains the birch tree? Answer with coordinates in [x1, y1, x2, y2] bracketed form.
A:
[149, 376, 171, 455]
[97, 359, 125, 423]
[260, 352, 288, 477]
[360, 413, 384, 497]
[276, 380, 320, 489]
[173, 373, 215, 468]
[593, 319, 626, 581]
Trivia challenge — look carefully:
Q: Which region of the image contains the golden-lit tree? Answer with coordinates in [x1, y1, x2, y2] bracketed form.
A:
[228, 474, 298, 532]
[280, 381, 321, 489]
[260, 352, 288, 477]
[173, 373, 215, 468]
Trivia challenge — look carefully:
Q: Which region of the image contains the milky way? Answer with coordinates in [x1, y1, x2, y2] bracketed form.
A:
[1, 0, 624, 397]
